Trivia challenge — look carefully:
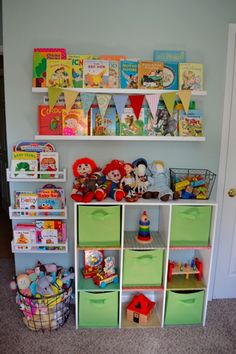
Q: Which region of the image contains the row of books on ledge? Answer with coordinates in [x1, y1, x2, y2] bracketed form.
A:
[13, 220, 66, 251]
[38, 101, 203, 137]
[33, 48, 203, 91]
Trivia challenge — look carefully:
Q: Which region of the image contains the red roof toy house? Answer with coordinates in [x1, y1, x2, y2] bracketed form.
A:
[127, 293, 155, 325]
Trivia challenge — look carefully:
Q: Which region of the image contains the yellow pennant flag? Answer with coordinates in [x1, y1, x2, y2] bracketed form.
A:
[63, 89, 79, 112]
[161, 92, 176, 116]
[48, 87, 62, 111]
[178, 90, 192, 113]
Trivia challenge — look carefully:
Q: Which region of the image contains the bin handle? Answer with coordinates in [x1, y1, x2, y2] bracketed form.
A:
[91, 209, 111, 220]
[180, 208, 200, 220]
[179, 298, 196, 305]
[90, 298, 106, 307]
[135, 255, 153, 264]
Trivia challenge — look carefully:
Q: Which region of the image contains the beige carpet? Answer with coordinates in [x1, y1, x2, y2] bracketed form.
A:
[0, 259, 236, 354]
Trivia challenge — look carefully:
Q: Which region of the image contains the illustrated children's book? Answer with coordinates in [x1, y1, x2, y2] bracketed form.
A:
[38, 105, 63, 135]
[33, 48, 67, 88]
[14, 224, 36, 245]
[39, 152, 59, 179]
[14, 191, 33, 209]
[13, 141, 56, 160]
[19, 193, 38, 216]
[178, 63, 203, 91]
[120, 106, 145, 136]
[62, 109, 88, 136]
[178, 109, 203, 137]
[120, 60, 138, 89]
[108, 61, 119, 88]
[37, 187, 65, 216]
[36, 220, 66, 245]
[91, 106, 119, 136]
[162, 63, 178, 90]
[144, 108, 158, 136]
[46, 59, 72, 88]
[67, 54, 97, 88]
[153, 50, 186, 63]
[11, 152, 38, 179]
[138, 61, 164, 89]
[155, 105, 178, 136]
[99, 55, 126, 60]
[83, 60, 109, 88]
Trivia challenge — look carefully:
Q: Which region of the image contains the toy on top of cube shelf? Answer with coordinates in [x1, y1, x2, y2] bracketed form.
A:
[120, 163, 138, 202]
[82, 250, 104, 279]
[167, 257, 203, 282]
[136, 210, 152, 243]
[127, 293, 155, 325]
[93, 256, 119, 288]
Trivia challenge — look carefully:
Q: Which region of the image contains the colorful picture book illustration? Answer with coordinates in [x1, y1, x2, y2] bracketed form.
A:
[36, 220, 66, 245]
[162, 63, 178, 90]
[67, 54, 97, 88]
[19, 193, 38, 216]
[120, 107, 145, 136]
[83, 60, 109, 88]
[39, 152, 59, 179]
[156, 105, 178, 136]
[178, 109, 203, 137]
[120, 60, 138, 89]
[153, 50, 186, 63]
[46, 59, 72, 88]
[13, 141, 56, 154]
[138, 61, 164, 89]
[178, 63, 203, 91]
[11, 152, 38, 178]
[62, 109, 88, 136]
[38, 105, 63, 135]
[91, 106, 119, 136]
[14, 224, 36, 245]
[108, 60, 119, 88]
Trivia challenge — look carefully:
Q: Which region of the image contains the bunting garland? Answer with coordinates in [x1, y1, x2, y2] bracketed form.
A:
[96, 94, 112, 118]
[113, 94, 128, 118]
[178, 90, 192, 113]
[48, 87, 62, 111]
[80, 93, 95, 116]
[129, 95, 145, 119]
[145, 94, 161, 118]
[63, 89, 79, 112]
[161, 92, 176, 116]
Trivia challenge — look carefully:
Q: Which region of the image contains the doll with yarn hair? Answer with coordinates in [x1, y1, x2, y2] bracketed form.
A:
[95, 160, 125, 202]
[71, 157, 101, 203]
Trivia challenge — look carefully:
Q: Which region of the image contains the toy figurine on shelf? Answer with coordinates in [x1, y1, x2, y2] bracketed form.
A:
[167, 257, 203, 282]
[120, 163, 138, 202]
[95, 159, 125, 201]
[71, 157, 101, 203]
[132, 158, 150, 197]
[93, 256, 119, 288]
[82, 250, 104, 279]
[136, 210, 152, 243]
[127, 293, 155, 325]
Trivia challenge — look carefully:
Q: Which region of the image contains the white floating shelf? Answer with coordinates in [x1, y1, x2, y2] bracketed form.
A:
[75, 199, 217, 206]
[6, 168, 67, 182]
[11, 240, 68, 253]
[9, 206, 67, 220]
[32, 87, 207, 96]
[34, 135, 206, 142]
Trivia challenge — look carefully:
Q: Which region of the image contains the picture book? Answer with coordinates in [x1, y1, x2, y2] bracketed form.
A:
[14, 191, 33, 209]
[46, 59, 72, 88]
[138, 61, 164, 89]
[108, 61, 119, 88]
[120, 60, 138, 89]
[162, 63, 178, 90]
[36, 220, 66, 244]
[153, 50, 185, 63]
[14, 224, 36, 245]
[62, 108, 88, 136]
[33, 48, 66, 87]
[13, 141, 55, 154]
[39, 151, 59, 179]
[11, 152, 38, 179]
[99, 55, 126, 61]
[37, 186, 65, 201]
[155, 106, 178, 136]
[91, 106, 119, 136]
[37, 197, 63, 216]
[178, 109, 203, 137]
[19, 193, 38, 216]
[120, 106, 145, 136]
[178, 63, 204, 91]
[38, 105, 63, 135]
[144, 108, 158, 136]
[67, 54, 97, 88]
[83, 60, 109, 88]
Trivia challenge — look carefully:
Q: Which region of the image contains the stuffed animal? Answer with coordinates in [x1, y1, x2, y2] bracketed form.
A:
[95, 160, 125, 201]
[145, 160, 173, 201]
[120, 163, 138, 202]
[132, 158, 150, 197]
[17, 274, 32, 296]
[71, 157, 101, 203]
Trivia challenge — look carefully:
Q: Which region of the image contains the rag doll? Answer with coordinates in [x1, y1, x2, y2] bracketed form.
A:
[120, 163, 138, 202]
[132, 158, 150, 197]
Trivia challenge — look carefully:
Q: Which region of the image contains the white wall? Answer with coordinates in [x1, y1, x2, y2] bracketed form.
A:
[2, 0, 236, 271]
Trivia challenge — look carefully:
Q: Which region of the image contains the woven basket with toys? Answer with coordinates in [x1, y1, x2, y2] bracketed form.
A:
[12, 261, 74, 331]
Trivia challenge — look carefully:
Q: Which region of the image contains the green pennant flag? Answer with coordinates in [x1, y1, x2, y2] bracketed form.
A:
[48, 87, 62, 111]
[161, 92, 176, 116]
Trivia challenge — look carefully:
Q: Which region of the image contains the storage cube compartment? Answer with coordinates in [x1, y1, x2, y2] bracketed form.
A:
[79, 291, 119, 328]
[164, 290, 205, 325]
[170, 206, 212, 246]
[78, 205, 121, 247]
[122, 249, 164, 287]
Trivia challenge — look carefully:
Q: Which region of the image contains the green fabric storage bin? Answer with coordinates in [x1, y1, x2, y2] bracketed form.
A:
[78, 206, 121, 247]
[170, 206, 212, 246]
[165, 290, 205, 325]
[79, 291, 119, 328]
[122, 249, 163, 286]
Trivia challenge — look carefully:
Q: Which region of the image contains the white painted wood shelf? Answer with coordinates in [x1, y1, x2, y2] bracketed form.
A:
[9, 206, 67, 220]
[11, 240, 68, 253]
[6, 168, 67, 182]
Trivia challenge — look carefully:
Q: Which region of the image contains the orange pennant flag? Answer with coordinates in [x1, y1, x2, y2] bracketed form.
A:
[178, 90, 192, 113]
[63, 89, 79, 112]
[161, 92, 176, 116]
[48, 87, 62, 112]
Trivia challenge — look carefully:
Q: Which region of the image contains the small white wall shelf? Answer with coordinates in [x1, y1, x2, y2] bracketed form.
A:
[9, 206, 67, 220]
[11, 240, 68, 254]
[6, 168, 67, 182]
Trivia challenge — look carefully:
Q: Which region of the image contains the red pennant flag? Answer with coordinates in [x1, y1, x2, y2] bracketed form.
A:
[129, 95, 145, 119]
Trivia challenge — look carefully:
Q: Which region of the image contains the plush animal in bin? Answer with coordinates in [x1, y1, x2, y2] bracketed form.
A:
[132, 158, 150, 197]
[71, 157, 101, 203]
[95, 160, 125, 201]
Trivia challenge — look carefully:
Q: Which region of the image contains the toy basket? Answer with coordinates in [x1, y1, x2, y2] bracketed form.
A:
[16, 285, 72, 331]
[169, 168, 216, 200]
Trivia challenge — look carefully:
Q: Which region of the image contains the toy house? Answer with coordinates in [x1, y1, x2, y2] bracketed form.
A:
[126, 294, 155, 325]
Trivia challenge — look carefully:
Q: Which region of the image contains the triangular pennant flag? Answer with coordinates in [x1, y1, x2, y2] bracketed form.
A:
[129, 95, 145, 119]
[80, 93, 95, 116]
[96, 94, 112, 118]
[178, 90, 192, 113]
[146, 94, 161, 118]
[161, 92, 176, 116]
[63, 89, 79, 112]
[113, 94, 128, 118]
[48, 87, 62, 111]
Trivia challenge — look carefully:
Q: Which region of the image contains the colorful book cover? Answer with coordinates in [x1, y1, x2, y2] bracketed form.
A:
[120, 60, 138, 89]
[179, 109, 203, 137]
[162, 63, 178, 90]
[67, 54, 97, 88]
[38, 105, 63, 135]
[46, 59, 72, 88]
[62, 108, 88, 136]
[99, 55, 126, 61]
[83, 60, 109, 88]
[14, 226, 36, 244]
[155, 106, 178, 136]
[138, 61, 164, 89]
[91, 106, 119, 136]
[39, 152, 59, 179]
[14, 191, 33, 209]
[11, 152, 38, 178]
[144, 108, 158, 136]
[108, 61, 119, 88]
[13, 141, 56, 154]
[37, 197, 63, 216]
[178, 63, 204, 91]
[37, 187, 65, 200]
[33, 48, 66, 87]
[36, 220, 66, 244]
[153, 50, 185, 63]
[120, 107, 145, 136]
[19, 193, 38, 216]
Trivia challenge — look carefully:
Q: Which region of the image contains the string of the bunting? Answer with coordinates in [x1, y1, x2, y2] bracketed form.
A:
[96, 94, 112, 118]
